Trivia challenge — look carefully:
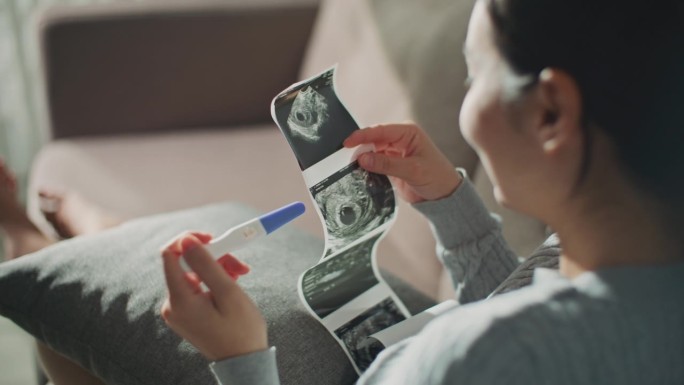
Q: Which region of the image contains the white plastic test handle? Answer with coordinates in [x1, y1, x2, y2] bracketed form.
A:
[179, 218, 267, 272]
[178, 201, 306, 272]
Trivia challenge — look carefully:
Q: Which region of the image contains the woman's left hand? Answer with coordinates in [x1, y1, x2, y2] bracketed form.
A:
[160, 232, 268, 362]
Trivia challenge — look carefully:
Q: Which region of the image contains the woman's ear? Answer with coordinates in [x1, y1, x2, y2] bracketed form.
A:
[535, 68, 584, 155]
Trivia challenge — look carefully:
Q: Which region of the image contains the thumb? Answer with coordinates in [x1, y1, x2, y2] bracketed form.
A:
[358, 152, 422, 183]
[181, 236, 237, 298]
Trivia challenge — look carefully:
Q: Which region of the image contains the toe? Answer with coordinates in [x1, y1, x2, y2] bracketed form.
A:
[0, 159, 16, 181]
[38, 188, 64, 213]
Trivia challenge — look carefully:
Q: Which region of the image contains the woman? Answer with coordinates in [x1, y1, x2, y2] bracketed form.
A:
[160, 0, 684, 383]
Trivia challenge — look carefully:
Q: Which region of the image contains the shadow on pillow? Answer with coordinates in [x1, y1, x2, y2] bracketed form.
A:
[0, 203, 434, 385]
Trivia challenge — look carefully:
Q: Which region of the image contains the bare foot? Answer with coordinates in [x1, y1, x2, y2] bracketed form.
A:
[0, 159, 21, 224]
[0, 160, 52, 260]
[39, 189, 122, 238]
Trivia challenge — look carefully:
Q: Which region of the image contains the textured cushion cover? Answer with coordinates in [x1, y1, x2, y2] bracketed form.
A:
[0, 203, 433, 385]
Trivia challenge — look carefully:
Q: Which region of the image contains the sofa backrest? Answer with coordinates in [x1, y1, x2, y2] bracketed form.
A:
[300, 0, 479, 175]
[40, 0, 319, 139]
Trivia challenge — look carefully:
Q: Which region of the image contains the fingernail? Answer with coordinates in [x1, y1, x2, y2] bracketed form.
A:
[360, 153, 374, 168]
[180, 235, 199, 252]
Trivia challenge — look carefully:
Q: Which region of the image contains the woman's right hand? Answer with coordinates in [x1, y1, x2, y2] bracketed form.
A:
[160, 232, 267, 362]
[344, 123, 463, 203]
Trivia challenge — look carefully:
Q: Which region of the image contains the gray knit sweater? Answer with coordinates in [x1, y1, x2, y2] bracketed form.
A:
[211, 177, 684, 384]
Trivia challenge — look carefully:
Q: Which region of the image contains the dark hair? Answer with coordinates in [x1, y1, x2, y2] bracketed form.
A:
[485, 0, 684, 218]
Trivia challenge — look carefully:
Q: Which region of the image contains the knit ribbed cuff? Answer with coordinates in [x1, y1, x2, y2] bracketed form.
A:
[211, 347, 280, 385]
[412, 169, 500, 250]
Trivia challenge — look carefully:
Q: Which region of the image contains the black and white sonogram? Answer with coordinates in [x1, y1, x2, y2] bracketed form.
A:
[287, 87, 329, 142]
[301, 236, 380, 318]
[311, 162, 395, 255]
[273, 67, 409, 376]
[272, 68, 359, 170]
[334, 298, 406, 372]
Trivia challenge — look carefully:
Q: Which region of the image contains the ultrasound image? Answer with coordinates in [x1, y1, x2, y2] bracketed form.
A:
[301, 236, 380, 318]
[334, 298, 406, 371]
[274, 67, 409, 375]
[287, 87, 329, 143]
[272, 68, 359, 170]
[311, 162, 395, 255]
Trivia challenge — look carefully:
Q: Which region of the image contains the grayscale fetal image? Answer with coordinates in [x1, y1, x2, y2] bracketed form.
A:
[272, 68, 359, 170]
[287, 87, 330, 143]
[311, 162, 395, 255]
[301, 236, 380, 318]
[334, 298, 406, 372]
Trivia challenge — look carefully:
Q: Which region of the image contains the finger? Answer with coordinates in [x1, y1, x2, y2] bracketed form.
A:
[181, 235, 236, 296]
[357, 152, 422, 182]
[162, 248, 194, 302]
[160, 232, 189, 256]
[190, 232, 213, 243]
[162, 231, 211, 256]
[160, 298, 173, 323]
[217, 254, 251, 276]
[185, 272, 203, 294]
[343, 123, 416, 149]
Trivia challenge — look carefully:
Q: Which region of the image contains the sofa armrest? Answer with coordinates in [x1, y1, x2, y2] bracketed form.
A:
[39, 0, 319, 139]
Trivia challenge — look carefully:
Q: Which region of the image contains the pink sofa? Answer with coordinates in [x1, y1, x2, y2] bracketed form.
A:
[28, 0, 548, 300]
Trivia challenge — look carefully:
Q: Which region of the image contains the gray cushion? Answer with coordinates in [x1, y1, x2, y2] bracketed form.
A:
[0, 203, 433, 385]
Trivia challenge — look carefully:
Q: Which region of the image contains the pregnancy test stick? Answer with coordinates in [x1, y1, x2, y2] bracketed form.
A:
[180, 201, 306, 271]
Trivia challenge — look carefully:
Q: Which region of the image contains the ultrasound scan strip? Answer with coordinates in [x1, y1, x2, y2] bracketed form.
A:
[311, 162, 395, 256]
[271, 67, 410, 373]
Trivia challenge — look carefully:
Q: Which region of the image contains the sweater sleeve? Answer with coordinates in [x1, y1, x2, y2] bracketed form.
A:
[412, 170, 520, 303]
[210, 347, 280, 385]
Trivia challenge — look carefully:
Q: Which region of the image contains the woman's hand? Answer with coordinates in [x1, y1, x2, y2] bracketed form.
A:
[344, 123, 463, 203]
[159, 232, 267, 362]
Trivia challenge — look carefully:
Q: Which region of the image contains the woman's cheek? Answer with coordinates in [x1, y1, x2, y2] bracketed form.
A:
[459, 85, 509, 201]
[459, 86, 496, 155]
[459, 91, 479, 150]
